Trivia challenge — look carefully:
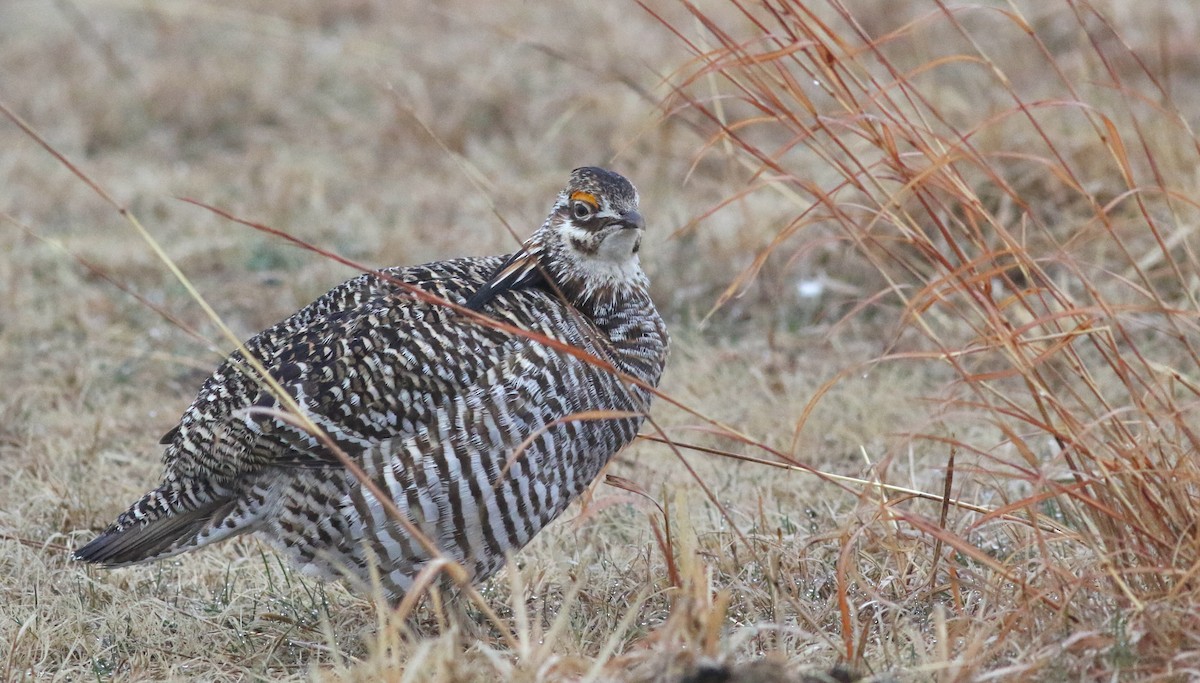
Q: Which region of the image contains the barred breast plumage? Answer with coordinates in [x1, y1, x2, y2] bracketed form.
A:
[75, 167, 669, 600]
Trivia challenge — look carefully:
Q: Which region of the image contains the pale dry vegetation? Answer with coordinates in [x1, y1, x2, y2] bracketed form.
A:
[3, 1, 1200, 681]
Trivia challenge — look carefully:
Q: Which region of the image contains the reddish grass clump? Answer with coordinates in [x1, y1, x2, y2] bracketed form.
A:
[651, 0, 1200, 677]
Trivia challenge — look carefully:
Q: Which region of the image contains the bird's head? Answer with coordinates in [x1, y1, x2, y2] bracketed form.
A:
[547, 167, 645, 266]
[466, 167, 650, 313]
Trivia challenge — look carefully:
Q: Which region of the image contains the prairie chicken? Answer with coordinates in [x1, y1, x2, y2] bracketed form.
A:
[75, 167, 669, 600]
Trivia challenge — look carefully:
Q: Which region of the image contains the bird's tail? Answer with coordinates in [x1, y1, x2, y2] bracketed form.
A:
[74, 482, 267, 566]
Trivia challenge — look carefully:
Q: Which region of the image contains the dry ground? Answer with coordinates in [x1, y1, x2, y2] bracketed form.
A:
[3, 1, 1200, 681]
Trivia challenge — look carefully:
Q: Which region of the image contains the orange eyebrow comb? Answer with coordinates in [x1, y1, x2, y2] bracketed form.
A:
[569, 190, 598, 207]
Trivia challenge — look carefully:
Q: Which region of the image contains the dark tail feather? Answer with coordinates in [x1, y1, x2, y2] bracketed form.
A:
[74, 497, 237, 567]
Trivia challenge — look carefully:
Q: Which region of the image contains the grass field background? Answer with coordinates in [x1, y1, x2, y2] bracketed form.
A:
[3, 1, 1200, 680]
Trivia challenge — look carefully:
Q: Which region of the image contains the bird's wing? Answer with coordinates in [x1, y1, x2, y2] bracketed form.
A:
[157, 257, 505, 447]
[157, 258, 505, 472]
[239, 289, 521, 465]
[156, 271, 379, 446]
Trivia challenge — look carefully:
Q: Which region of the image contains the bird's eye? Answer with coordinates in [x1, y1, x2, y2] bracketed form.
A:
[571, 201, 594, 221]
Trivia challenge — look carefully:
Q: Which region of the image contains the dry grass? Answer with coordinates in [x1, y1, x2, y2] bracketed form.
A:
[3, 0, 1199, 680]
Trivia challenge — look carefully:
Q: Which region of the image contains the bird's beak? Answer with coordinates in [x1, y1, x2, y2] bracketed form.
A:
[618, 209, 646, 231]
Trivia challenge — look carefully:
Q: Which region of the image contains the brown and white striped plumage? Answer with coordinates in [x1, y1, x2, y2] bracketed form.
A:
[75, 167, 669, 599]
